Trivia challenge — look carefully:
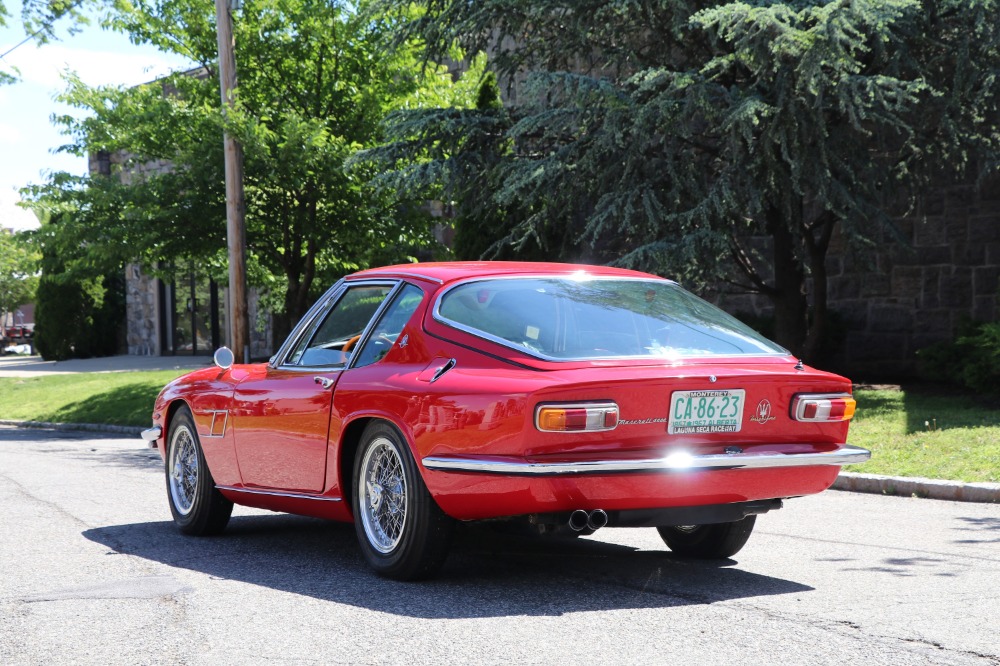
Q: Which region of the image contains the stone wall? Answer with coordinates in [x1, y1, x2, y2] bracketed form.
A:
[123, 262, 274, 359]
[125, 263, 159, 356]
[718, 178, 1000, 379]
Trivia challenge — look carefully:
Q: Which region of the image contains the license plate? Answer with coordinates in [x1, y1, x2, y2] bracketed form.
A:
[668, 389, 745, 434]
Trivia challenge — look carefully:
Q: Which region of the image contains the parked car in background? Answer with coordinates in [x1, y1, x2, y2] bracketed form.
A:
[1, 325, 33, 355]
[143, 262, 869, 580]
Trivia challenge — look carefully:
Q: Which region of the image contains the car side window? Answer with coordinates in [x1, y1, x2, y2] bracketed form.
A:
[352, 284, 424, 369]
[287, 284, 393, 367]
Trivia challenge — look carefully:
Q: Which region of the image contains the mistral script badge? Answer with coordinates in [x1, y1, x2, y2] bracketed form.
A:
[750, 399, 777, 425]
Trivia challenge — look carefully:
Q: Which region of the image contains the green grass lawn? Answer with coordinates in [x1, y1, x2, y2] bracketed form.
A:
[0, 370, 188, 427]
[847, 386, 1000, 483]
[1, 371, 998, 482]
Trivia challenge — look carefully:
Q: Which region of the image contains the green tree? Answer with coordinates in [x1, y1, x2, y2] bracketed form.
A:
[26, 0, 480, 340]
[369, 0, 1000, 361]
[22, 202, 125, 359]
[0, 229, 38, 332]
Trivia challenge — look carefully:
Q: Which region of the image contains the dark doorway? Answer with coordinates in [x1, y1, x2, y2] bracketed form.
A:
[159, 268, 223, 355]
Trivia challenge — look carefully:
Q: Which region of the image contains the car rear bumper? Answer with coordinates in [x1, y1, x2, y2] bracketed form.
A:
[421, 444, 870, 520]
[422, 443, 871, 476]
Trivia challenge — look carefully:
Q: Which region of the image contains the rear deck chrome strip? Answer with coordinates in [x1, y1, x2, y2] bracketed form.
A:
[422, 444, 871, 476]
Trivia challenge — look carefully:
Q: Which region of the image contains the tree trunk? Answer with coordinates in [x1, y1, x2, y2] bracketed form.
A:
[801, 213, 837, 364]
[767, 206, 808, 358]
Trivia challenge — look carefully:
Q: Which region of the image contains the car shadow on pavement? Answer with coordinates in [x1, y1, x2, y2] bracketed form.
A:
[83, 514, 813, 618]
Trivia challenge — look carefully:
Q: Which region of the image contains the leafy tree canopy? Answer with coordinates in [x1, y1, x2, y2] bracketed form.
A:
[0, 228, 39, 328]
[365, 0, 1000, 361]
[24, 0, 482, 337]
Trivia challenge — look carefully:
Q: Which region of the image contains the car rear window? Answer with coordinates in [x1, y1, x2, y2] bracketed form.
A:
[435, 277, 785, 360]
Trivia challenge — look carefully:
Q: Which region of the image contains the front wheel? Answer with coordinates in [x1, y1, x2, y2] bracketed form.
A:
[166, 406, 233, 535]
[656, 516, 757, 559]
[352, 422, 453, 580]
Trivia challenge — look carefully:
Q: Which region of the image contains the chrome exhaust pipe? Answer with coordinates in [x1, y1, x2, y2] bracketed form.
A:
[568, 509, 590, 532]
[587, 509, 608, 531]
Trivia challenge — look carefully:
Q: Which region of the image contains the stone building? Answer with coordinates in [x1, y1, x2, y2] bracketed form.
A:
[91, 150, 273, 359]
[718, 177, 1000, 379]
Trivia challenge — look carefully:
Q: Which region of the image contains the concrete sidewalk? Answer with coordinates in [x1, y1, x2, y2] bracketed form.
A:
[0, 354, 211, 377]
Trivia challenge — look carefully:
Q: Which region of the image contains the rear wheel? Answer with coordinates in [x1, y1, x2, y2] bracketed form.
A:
[352, 422, 453, 580]
[656, 516, 756, 559]
[166, 406, 233, 535]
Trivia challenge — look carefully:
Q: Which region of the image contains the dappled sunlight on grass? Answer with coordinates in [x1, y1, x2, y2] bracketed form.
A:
[0, 370, 189, 427]
[847, 387, 1000, 483]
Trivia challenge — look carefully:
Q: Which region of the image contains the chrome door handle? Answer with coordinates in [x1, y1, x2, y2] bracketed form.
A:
[314, 376, 335, 390]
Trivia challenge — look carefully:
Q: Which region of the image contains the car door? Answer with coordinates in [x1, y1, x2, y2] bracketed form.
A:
[231, 282, 396, 492]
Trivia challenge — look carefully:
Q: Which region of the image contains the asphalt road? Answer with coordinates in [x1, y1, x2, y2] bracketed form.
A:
[1, 426, 998, 666]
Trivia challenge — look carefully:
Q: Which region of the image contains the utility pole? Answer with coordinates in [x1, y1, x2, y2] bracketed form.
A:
[214, 0, 251, 363]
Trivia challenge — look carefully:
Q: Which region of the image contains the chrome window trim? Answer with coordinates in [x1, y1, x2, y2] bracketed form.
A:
[215, 485, 343, 502]
[350, 282, 428, 370]
[273, 279, 402, 370]
[344, 281, 407, 371]
[422, 444, 872, 476]
[347, 270, 444, 285]
[270, 279, 346, 368]
[431, 275, 788, 363]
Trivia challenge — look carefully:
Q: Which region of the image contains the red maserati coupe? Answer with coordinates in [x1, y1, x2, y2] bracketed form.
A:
[143, 262, 869, 580]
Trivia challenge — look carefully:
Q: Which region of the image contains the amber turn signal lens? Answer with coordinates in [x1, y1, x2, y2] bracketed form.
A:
[535, 403, 619, 432]
[792, 394, 856, 422]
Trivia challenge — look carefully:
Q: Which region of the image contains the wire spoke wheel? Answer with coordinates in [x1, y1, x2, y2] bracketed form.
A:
[352, 422, 454, 580]
[168, 424, 199, 516]
[164, 406, 233, 536]
[358, 437, 408, 553]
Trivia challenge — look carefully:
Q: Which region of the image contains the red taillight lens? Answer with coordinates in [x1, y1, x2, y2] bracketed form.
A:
[535, 403, 619, 432]
[792, 394, 856, 422]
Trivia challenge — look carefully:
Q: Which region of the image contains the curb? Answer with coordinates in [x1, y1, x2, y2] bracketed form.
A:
[0, 420, 143, 438]
[833, 472, 1000, 504]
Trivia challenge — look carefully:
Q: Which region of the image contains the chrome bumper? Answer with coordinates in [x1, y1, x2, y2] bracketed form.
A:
[422, 444, 871, 476]
[141, 425, 162, 448]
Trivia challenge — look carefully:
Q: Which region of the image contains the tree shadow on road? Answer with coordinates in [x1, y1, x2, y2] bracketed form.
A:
[952, 516, 1000, 545]
[83, 514, 813, 619]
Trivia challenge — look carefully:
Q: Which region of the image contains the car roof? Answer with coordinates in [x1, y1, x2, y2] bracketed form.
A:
[346, 261, 660, 285]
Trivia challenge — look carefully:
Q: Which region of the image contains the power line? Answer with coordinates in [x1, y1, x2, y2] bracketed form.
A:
[0, 0, 86, 62]
[0, 30, 44, 61]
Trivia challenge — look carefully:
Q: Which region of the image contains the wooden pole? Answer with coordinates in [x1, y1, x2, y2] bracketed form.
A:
[214, 0, 251, 363]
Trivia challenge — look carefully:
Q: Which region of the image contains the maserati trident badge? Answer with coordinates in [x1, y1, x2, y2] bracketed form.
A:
[750, 399, 777, 425]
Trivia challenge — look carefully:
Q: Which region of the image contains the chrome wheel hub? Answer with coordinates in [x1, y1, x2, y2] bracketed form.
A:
[359, 438, 407, 554]
[168, 425, 198, 516]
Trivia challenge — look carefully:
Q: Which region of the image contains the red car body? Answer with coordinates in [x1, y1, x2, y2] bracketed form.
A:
[145, 262, 869, 579]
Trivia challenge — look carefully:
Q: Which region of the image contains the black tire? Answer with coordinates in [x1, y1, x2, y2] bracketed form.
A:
[165, 406, 233, 536]
[352, 422, 454, 580]
[656, 516, 757, 559]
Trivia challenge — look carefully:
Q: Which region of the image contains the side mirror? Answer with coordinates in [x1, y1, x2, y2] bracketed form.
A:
[214, 346, 235, 370]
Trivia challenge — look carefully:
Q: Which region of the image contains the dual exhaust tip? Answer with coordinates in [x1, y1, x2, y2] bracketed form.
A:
[568, 509, 608, 532]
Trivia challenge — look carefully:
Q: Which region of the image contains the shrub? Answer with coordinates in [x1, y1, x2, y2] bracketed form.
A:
[918, 321, 1000, 394]
[34, 270, 124, 361]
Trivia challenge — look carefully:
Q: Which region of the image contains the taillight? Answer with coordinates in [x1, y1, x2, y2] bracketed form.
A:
[535, 403, 619, 432]
[791, 393, 857, 422]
